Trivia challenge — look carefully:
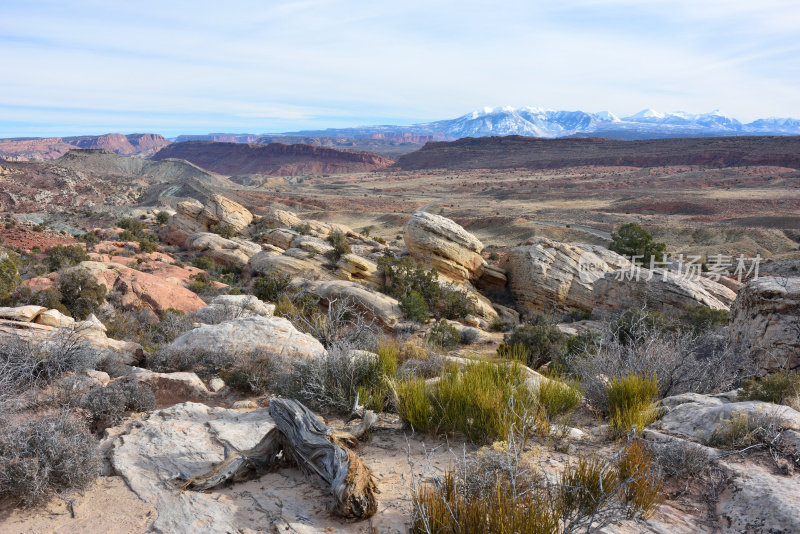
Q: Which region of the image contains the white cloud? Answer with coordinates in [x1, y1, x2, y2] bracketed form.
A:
[0, 0, 798, 135]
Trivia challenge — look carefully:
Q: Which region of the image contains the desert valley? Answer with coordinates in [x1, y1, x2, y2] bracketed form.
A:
[0, 127, 799, 533]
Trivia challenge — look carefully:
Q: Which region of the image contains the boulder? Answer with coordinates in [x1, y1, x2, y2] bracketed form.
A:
[593, 267, 734, 318]
[75, 261, 207, 315]
[305, 280, 403, 327]
[261, 208, 301, 228]
[404, 211, 485, 283]
[0, 305, 45, 322]
[197, 194, 253, 232]
[727, 276, 800, 371]
[502, 239, 627, 316]
[124, 367, 211, 405]
[165, 315, 326, 362]
[335, 253, 381, 287]
[34, 308, 75, 328]
[0, 319, 143, 367]
[185, 232, 262, 270]
[194, 294, 275, 324]
[652, 393, 800, 443]
[248, 250, 331, 280]
[259, 228, 299, 250]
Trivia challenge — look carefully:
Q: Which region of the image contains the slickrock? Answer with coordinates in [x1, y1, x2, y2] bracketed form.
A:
[593, 267, 735, 317]
[502, 238, 629, 316]
[165, 315, 326, 362]
[727, 276, 800, 371]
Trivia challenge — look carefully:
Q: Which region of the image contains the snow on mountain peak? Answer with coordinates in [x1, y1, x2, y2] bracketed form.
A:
[629, 108, 665, 120]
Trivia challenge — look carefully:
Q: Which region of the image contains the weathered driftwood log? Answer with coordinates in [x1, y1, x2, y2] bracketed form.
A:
[184, 398, 378, 519]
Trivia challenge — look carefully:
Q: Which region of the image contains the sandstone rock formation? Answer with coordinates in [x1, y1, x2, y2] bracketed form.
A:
[123, 368, 212, 405]
[593, 267, 735, 317]
[159, 195, 253, 247]
[727, 276, 800, 371]
[304, 280, 403, 327]
[197, 194, 253, 232]
[653, 392, 800, 443]
[109, 403, 277, 533]
[165, 315, 326, 362]
[193, 294, 275, 324]
[76, 261, 207, 315]
[404, 211, 486, 283]
[502, 238, 631, 316]
[0, 308, 143, 365]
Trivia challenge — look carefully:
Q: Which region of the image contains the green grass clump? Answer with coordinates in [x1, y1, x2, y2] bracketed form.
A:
[606, 374, 659, 436]
[739, 370, 800, 408]
[395, 377, 432, 432]
[395, 361, 537, 442]
[707, 410, 778, 450]
[535, 374, 583, 421]
[410, 440, 662, 533]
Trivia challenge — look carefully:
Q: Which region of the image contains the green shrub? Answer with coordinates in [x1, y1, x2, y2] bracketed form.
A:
[11, 286, 69, 315]
[395, 377, 432, 432]
[399, 291, 429, 322]
[680, 305, 729, 333]
[608, 223, 667, 265]
[117, 218, 144, 235]
[209, 222, 237, 239]
[58, 268, 106, 320]
[156, 211, 170, 225]
[739, 370, 800, 407]
[535, 374, 583, 421]
[325, 230, 351, 262]
[377, 254, 439, 305]
[252, 273, 292, 303]
[436, 284, 476, 320]
[292, 222, 312, 235]
[45, 244, 89, 272]
[488, 318, 513, 332]
[191, 256, 214, 270]
[0, 247, 21, 304]
[375, 340, 399, 378]
[606, 374, 659, 436]
[500, 317, 567, 370]
[0, 412, 101, 507]
[411, 440, 662, 534]
[707, 410, 780, 450]
[395, 361, 537, 442]
[427, 320, 460, 349]
[187, 272, 219, 300]
[137, 236, 159, 253]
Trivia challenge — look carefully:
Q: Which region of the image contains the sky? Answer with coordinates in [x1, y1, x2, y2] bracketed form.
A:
[1, 0, 799, 137]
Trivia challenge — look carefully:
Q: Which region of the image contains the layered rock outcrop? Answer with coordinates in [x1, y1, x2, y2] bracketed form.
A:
[727, 276, 800, 371]
[502, 238, 630, 316]
[164, 315, 326, 362]
[593, 267, 737, 317]
[403, 211, 486, 283]
[159, 195, 253, 247]
[75, 261, 207, 315]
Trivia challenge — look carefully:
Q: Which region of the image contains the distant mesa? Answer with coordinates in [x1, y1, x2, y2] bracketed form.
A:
[393, 135, 800, 171]
[150, 141, 394, 176]
[0, 133, 170, 161]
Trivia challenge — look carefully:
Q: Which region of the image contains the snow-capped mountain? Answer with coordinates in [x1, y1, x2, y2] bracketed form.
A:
[287, 107, 800, 140]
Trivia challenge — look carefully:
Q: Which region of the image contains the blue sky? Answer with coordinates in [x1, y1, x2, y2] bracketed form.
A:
[1, 0, 798, 137]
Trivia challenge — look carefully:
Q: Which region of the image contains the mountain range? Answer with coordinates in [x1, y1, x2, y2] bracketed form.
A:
[287, 106, 800, 140]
